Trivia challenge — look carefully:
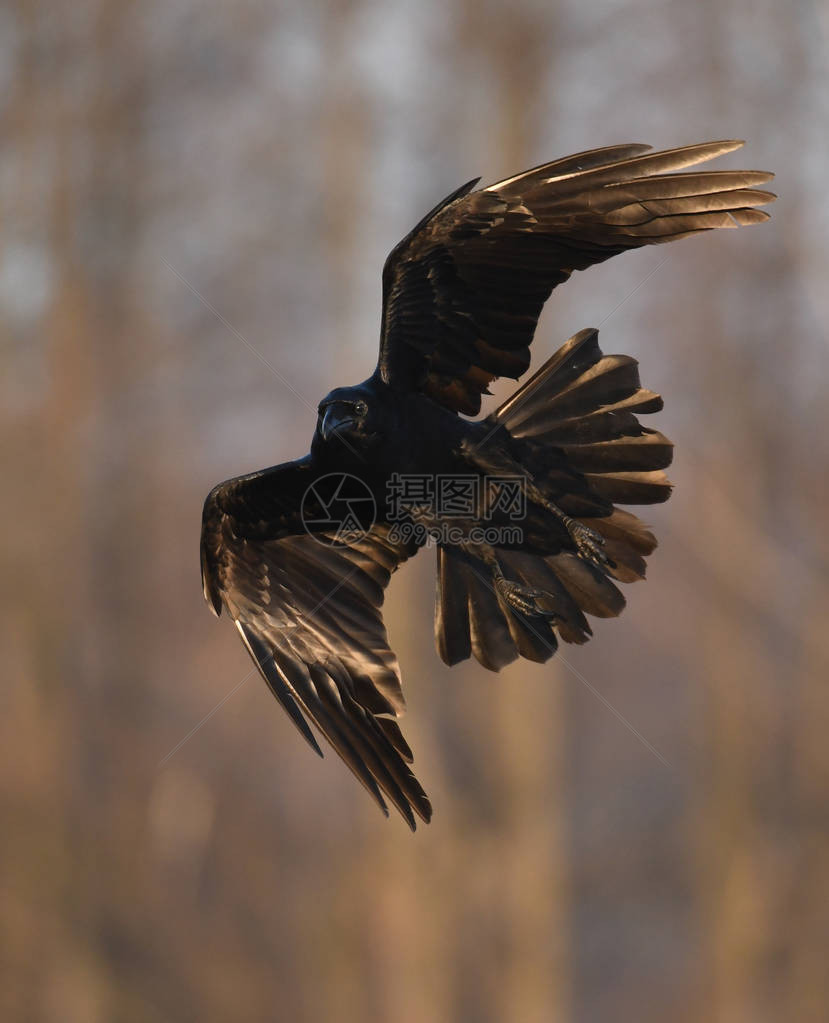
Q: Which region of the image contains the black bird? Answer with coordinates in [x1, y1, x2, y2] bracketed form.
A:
[201, 140, 774, 828]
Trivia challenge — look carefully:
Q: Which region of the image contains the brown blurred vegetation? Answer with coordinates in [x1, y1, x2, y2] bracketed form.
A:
[2, 1, 828, 1021]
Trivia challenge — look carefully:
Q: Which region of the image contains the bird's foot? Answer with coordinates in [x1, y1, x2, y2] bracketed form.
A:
[537, 498, 610, 569]
[567, 520, 608, 568]
[495, 575, 557, 619]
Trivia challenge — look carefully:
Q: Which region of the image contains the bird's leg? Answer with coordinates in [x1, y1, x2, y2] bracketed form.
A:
[528, 490, 609, 569]
[460, 437, 608, 568]
[483, 458, 608, 566]
[459, 542, 557, 620]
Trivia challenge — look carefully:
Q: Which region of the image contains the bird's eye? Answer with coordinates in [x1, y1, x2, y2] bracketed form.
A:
[354, 400, 368, 416]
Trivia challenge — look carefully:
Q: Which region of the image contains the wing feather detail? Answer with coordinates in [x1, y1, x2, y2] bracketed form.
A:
[378, 140, 774, 414]
[200, 458, 431, 828]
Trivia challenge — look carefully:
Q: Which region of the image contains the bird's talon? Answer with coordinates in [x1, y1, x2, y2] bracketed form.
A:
[570, 522, 608, 566]
[495, 576, 557, 619]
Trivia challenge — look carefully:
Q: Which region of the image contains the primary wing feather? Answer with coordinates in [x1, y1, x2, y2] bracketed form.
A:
[200, 456, 431, 829]
[378, 139, 775, 414]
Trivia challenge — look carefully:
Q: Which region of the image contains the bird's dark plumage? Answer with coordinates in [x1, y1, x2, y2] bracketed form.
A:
[378, 139, 774, 415]
[201, 140, 774, 827]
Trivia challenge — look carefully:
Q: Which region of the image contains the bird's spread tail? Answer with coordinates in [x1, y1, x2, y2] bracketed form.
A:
[435, 327, 672, 671]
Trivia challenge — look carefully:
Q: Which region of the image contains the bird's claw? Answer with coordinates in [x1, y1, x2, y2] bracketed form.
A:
[495, 576, 557, 619]
[569, 521, 608, 567]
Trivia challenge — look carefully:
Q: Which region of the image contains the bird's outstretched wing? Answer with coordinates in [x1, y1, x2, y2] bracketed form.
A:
[378, 140, 775, 414]
[200, 456, 430, 828]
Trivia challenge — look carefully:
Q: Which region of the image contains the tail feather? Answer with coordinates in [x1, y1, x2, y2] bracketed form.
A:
[596, 537, 647, 583]
[559, 430, 673, 473]
[435, 546, 472, 666]
[582, 469, 672, 504]
[546, 552, 625, 618]
[515, 398, 664, 445]
[502, 549, 591, 644]
[585, 507, 657, 555]
[435, 327, 671, 670]
[580, 508, 657, 584]
[494, 328, 605, 423]
[500, 593, 558, 664]
[539, 353, 643, 418]
[467, 561, 525, 671]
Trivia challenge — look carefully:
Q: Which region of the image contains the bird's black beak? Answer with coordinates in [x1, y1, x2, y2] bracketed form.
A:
[321, 406, 357, 443]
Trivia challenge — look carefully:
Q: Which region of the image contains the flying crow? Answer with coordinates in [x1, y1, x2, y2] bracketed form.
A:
[201, 140, 774, 827]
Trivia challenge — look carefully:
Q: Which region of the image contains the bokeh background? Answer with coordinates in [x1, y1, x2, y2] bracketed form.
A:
[2, 1, 828, 1020]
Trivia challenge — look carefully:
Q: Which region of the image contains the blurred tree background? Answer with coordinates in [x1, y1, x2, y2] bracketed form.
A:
[2, 1, 828, 1020]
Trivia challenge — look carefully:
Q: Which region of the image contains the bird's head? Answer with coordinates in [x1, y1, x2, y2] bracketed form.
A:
[315, 383, 382, 448]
